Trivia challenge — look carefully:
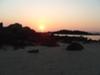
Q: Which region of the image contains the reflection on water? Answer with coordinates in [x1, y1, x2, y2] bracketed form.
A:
[84, 35, 100, 40]
[54, 34, 100, 40]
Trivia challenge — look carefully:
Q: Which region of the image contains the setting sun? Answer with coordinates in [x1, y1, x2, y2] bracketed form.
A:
[37, 18, 47, 32]
[39, 24, 45, 32]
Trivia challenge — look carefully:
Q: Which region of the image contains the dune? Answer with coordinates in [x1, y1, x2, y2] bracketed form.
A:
[0, 43, 100, 75]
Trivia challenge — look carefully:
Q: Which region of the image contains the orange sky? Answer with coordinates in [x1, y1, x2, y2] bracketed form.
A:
[0, 0, 100, 32]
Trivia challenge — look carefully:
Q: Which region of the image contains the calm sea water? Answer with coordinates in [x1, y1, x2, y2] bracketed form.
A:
[54, 34, 100, 40]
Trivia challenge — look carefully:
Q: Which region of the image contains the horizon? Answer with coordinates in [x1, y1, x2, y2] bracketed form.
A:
[1, 22, 100, 33]
[0, 0, 100, 32]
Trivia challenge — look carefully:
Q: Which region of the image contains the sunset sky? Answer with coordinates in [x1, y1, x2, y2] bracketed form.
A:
[0, 0, 100, 32]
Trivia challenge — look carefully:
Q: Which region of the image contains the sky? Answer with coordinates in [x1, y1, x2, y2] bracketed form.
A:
[0, 0, 100, 32]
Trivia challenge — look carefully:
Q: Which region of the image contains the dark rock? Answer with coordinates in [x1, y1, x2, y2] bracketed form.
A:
[66, 42, 84, 51]
[28, 49, 39, 53]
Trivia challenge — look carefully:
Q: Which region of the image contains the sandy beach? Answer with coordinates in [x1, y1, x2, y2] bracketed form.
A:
[0, 0, 100, 74]
[0, 43, 100, 75]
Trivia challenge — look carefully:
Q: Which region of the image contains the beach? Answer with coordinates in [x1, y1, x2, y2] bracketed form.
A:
[0, 43, 100, 75]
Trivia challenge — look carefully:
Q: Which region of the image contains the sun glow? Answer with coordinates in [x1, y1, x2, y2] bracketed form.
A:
[39, 24, 45, 32]
[38, 18, 47, 32]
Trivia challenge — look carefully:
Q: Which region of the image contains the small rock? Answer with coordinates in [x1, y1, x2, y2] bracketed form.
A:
[28, 49, 39, 53]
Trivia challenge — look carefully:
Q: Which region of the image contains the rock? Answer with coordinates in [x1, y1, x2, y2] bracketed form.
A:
[66, 42, 84, 51]
[28, 49, 39, 53]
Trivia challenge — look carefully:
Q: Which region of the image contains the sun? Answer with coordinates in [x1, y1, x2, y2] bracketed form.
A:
[38, 17, 47, 32]
[39, 24, 45, 32]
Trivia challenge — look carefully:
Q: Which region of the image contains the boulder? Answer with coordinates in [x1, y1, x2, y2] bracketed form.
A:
[66, 42, 84, 51]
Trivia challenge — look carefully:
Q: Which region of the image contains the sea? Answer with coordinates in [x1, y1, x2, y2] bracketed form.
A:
[54, 34, 100, 40]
